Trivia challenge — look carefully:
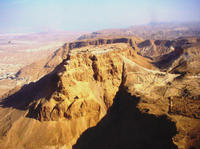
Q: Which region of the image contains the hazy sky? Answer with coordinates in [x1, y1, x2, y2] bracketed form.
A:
[0, 0, 200, 33]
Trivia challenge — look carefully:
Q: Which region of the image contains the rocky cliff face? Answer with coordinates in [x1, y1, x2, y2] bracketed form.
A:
[35, 44, 127, 121]
[27, 42, 154, 122]
[0, 37, 200, 149]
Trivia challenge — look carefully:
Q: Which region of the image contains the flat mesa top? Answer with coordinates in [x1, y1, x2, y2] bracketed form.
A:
[70, 43, 129, 55]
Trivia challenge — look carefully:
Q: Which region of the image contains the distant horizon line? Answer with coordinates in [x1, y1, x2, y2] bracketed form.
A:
[1, 21, 200, 35]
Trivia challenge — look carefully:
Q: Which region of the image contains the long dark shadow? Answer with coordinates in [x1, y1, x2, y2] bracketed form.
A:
[0, 61, 65, 119]
[73, 87, 178, 149]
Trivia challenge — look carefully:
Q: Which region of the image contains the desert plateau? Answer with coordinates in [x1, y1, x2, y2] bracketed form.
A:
[0, 0, 200, 149]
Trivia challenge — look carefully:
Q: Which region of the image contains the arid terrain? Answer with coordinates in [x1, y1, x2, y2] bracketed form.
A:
[1, 0, 200, 147]
[0, 26, 199, 149]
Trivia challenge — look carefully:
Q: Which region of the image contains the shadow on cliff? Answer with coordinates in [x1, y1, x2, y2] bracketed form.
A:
[152, 46, 184, 70]
[0, 63, 64, 118]
[73, 86, 178, 149]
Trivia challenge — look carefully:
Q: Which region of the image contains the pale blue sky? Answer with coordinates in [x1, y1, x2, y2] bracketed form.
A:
[0, 0, 200, 33]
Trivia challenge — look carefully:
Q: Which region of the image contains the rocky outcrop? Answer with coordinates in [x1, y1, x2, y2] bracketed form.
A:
[32, 43, 136, 121]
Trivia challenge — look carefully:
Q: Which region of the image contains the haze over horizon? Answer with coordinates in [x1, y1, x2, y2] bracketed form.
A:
[0, 0, 200, 33]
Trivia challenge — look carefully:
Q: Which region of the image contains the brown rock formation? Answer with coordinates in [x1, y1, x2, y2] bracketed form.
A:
[0, 37, 199, 149]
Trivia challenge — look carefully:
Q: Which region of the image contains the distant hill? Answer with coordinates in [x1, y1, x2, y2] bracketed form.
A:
[78, 22, 200, 40]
